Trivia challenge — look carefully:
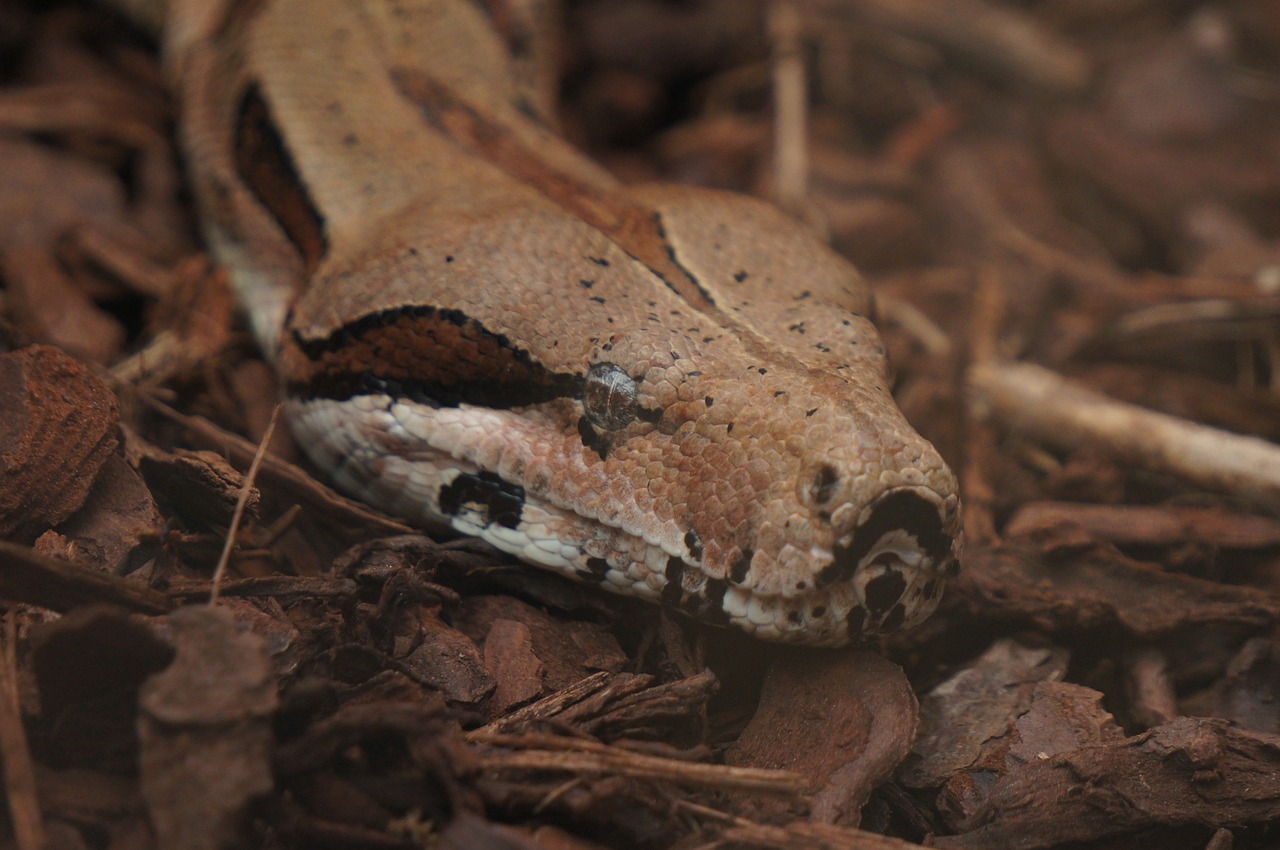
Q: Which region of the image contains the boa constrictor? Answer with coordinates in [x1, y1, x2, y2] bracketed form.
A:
[132, 0, 962, 645]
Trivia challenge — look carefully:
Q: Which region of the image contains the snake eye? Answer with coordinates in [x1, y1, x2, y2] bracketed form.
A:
[583, 363, 638, 431]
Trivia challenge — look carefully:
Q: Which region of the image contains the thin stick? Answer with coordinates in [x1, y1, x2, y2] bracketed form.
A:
[769, 0, 809, 219]
[469, 731, 804, 796]
[210, 403, 281, 603]
[0, 615, 45, 850]
[968, 361, 1280, 511]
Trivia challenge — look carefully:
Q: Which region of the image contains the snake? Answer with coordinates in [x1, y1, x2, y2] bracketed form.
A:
[128, 0, 962, 646]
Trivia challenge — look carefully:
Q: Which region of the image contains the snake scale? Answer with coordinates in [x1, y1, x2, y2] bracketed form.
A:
[134, 0, 962, 645]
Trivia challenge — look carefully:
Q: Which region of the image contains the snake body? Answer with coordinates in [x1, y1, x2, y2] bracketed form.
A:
[152, 0, 961, 645]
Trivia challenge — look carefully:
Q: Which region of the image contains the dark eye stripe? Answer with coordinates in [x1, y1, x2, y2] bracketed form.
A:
[287, 305, 583, 408]
[234, 85, 328, 274]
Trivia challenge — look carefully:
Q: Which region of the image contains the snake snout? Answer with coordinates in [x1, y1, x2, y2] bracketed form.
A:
[827, 486, 959, 637]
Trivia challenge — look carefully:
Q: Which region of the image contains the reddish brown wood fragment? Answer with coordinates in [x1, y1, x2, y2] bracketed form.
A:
[46, 453, 164, 573]
[138, 606, 277, 850]
[401, 612, 495, 705]
[727, 650, 918, 826]
[1007, 501, 1280, 550]
[954, 543, 1280, 639]
[935, 717, 1280, 849]
[0, 344, 119, 541]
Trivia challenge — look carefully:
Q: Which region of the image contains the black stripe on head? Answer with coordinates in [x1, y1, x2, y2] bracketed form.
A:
[290, 305, 583, 408]
[818, 490, 951, 589]
[683, 528, 704, 561]
[576, 556, 611, 584]
[438, 471, 525, 529]
[693, 577, 730, 627]
[235, 86, 328, 275]
[662, 556, 685, 605]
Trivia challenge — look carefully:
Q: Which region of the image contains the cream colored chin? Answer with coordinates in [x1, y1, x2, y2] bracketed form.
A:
[283, 393, 879, 646]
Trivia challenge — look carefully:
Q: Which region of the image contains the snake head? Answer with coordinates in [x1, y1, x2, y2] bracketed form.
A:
[281, 190, 961, 646]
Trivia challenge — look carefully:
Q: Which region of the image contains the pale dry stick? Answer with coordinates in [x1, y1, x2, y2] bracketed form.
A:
[968, 361, 1280, 511]
[1123, 646, 1178, 729]
[468, 731, 805, 796]
[140, 394, 414, 535]
[210, 403, 281, 603]
[806, 0, 1091, 95]
[875, 293, 952, 358]
[769, 0, 810, 221]
[469, 670, 614, 735]
[677, 798, 929, 850]
[958, 262, 1007, 547]
[0, 615, 45, 850]
[995, 223, 1130, 299]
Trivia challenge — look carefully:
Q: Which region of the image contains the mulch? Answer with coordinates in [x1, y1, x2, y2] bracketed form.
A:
[2, 1, 1280, 848]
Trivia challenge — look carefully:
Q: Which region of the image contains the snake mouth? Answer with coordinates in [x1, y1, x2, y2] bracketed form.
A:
[834, 486, 958, 637]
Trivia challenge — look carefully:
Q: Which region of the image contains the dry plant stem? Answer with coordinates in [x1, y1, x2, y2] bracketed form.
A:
[1124, 646, 1178, 729]
[1005, 502, 1280, 549]
[960, 263, 1006, 546]
[969, 361, 1280, 511]
[140, 394, 414, 534]
[676, 800, 928, 850]
[769, 0, 809, 219]
[471, 670, 614, 734]
[209, 403, 280, 602]
[809, 0, 1090, 94]
[1204, 827, 1234, 850]
[876, 294, 952, 357]
[0, 541, 172, 615]
[469, 731, 804, 796]
[0, 615, 45, 850]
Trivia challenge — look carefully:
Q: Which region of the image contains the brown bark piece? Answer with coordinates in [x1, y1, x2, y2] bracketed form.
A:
[726, 649, 918, 826]
[49, 453, 164, 573]
[0, 540, 172, 615]
[1006, 501, 1280, 550]
[3, 248, 127, 365]
[936, 717, 1280, 849]
[954, 543, 1280, 639]
[901, 639, 1071, 789]
[401, 611, 495, 705]
[29, 606, 175, 771]
[0, 136, 125, 253]
[138, 605, 278, 850]
[485, 618, 546, 715]
[928, 680, 1124, 828]
[0, 344, 119, 541]
[454, 595, 628, 695]
[1211, 638, 1280, 735]
[135, 444, 259, 531]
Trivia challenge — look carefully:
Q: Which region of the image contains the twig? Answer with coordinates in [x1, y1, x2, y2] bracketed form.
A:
[471, 671, 615, 735]
[807, 0, 1091, 95]
[968, 361, 1280, 512]
[769, 0, 810, 220]
[876, 293, 952, 357]
[0, 541, 172, 615]
[140, 394, 414, 534]
[0, 615, 45, 850]
[468, 731, 805, 796]
[674, 799, 930, 850]
[210, 403, 279, 603]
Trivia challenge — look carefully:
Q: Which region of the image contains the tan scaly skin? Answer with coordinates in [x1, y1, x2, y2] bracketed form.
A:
[137, 0, 962, 645]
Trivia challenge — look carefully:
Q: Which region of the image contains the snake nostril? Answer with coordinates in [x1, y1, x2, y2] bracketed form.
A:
[863, 566, 908, 620]
[804, 463, 840, 507]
